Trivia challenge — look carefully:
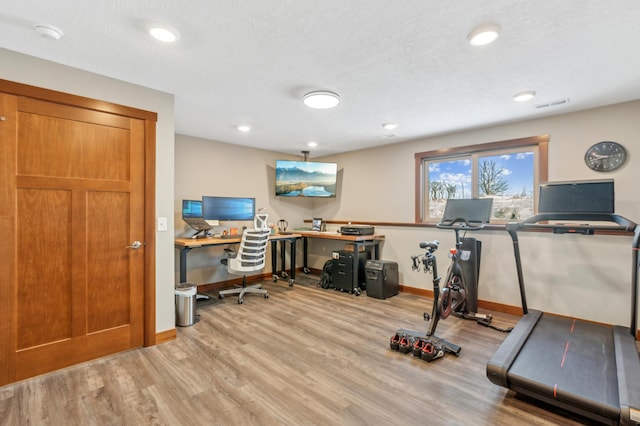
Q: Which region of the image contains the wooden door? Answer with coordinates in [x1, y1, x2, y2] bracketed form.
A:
[0, 85, 155, 385]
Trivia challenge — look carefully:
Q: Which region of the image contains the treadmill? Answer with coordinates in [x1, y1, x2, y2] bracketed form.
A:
[486, 180, 640, 425]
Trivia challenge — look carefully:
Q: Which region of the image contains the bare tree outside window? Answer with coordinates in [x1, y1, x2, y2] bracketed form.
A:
[479, 160, 510, 196]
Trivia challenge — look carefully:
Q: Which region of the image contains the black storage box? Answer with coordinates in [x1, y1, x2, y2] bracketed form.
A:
[364, 260, 399, 299]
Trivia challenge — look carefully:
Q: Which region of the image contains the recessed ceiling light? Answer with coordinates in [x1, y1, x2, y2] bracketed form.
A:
[149, 25, 180, 42]
[307, 141, 318, 148]
[467, 24, 501, 46]
[34, 25, 63, 40]
[237, 125, 251, 132]
[513, 91, 536, 102]
[382, 123, 398, 130]
[303, 91, 340, 109]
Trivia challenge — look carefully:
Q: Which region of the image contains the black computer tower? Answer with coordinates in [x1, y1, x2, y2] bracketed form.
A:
[364, 260, 399, 299]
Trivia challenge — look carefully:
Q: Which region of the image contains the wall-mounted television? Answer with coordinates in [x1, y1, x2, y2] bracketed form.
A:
[275, 160, 337, 197]
[202, 196, 256, 221]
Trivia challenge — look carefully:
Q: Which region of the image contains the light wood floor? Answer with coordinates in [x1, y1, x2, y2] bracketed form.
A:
[0, 274, 597, 425]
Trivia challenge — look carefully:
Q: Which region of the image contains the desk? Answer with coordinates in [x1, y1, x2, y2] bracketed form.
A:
[174, 233, 300, 286]
[297, 231, 385, 287]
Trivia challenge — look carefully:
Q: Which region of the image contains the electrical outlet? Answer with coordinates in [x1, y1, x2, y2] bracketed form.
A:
[157, 217, 168, 232]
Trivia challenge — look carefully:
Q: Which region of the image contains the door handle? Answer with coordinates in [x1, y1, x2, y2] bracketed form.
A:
[126, 241, 142, 249]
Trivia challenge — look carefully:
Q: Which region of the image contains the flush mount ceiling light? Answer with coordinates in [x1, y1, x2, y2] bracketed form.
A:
[307, 141, 318, 148]
[237, 125, 251, 132]
[149, 24, 180, 42]
[467, 24, 501, 46]
[34, 25, 63, 40]
[513, 90, 536, 102]
[303, 91, 340, 109]
[382, 123, 398, 130]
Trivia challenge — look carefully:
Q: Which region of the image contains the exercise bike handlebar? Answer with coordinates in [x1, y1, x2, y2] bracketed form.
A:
[437, 218, 487, 231]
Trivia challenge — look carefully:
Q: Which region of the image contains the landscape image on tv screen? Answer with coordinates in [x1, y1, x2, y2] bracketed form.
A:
[275, 160, 337, 197]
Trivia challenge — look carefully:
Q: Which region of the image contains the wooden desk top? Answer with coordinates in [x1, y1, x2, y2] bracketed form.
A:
[297, 230, 385, 242]
[175, 233, 301, 248]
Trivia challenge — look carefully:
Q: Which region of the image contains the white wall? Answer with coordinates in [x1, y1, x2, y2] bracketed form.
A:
[0, 48, 176, 333]
[176, 101, 640, 328]
[314, 101, 640, 326]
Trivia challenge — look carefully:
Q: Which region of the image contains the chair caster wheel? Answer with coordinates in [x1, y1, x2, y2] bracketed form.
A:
[289, 279, 294, 287]
[219, 294, 225, 300]
[303, 267, 310, 274]
[264, 293, 269, 299]
[281, 272, 288, 279]
[272, 274, 278, 282]
[237, 298, 243, 304]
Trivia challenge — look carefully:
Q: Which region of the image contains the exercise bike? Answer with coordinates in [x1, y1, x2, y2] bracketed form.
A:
[390, 198, 494, 361]
[435, 217, 493, 325]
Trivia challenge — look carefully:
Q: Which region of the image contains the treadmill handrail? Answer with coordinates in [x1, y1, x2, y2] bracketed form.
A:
[509, 213, 637, 232]
[506, 212, 640, 336]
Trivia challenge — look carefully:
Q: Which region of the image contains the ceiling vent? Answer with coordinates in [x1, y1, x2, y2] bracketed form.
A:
[535, 98, 570, 109]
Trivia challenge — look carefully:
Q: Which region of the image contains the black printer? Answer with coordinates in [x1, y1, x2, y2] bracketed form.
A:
[340, 225, 375, 235]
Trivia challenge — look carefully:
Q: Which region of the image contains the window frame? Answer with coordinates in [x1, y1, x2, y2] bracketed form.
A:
[414, 135, 549, 223]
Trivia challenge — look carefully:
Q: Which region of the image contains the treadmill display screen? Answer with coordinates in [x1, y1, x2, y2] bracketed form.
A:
[538, 180, 614, 214]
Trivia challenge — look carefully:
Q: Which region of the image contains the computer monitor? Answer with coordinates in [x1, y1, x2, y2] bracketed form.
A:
[202, 196, 256, 221]
[182, 199, 203, 218]
[538, 180, 614, 214]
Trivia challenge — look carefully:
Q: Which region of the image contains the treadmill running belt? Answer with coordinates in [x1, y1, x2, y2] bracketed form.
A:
[508, 314, 619, 419]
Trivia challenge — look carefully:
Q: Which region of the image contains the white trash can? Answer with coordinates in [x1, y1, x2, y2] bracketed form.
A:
[175, 283, 197, 327]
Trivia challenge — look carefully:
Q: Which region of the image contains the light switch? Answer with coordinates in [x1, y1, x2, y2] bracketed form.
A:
[157, 217, 168, 232]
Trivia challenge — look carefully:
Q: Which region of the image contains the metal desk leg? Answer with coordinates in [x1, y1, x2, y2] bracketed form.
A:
[271, 240, 278, 282]
[303, 237, 310, 273]
[289, 238, 296, 285]
[374, 241, 380, 259]
[179, 247, 192, 283]
[280, 240, 288, 279]
[351, 242, 362, 295]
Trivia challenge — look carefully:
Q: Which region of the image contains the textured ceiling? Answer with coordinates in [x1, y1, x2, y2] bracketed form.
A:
[2, 1, 640, 157]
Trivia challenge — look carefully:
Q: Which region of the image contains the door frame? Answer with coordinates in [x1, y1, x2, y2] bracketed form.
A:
[0, 78, 157, 347]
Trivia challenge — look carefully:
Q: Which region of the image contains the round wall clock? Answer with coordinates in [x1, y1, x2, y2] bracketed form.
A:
[584, 141, 627, 172]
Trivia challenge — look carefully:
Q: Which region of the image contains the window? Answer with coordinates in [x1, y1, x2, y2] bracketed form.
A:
[415, 135, 548, 223]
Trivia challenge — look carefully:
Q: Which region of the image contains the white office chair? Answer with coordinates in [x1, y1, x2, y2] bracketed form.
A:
[219, 214, 270, 304]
